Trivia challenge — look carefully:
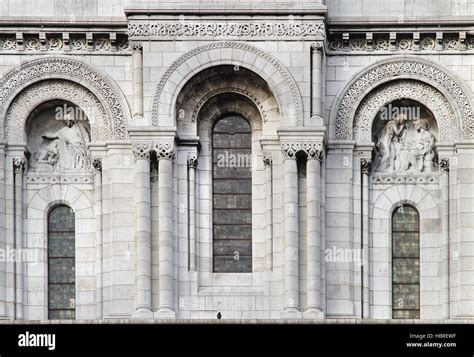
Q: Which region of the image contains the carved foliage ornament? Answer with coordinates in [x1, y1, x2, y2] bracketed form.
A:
[0, 57, 128, 140]
[361, 158, 372, 174]
[13, 157, 26, 174]
[335, 59, 474, 140]
[282, 142, 323, 160]
[128, 22, 325, 39]
[152, 41, 303, 127]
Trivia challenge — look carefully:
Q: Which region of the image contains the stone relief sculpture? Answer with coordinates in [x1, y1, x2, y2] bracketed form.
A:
[374, 114, 437, 173]
[30, 118, 91, 173]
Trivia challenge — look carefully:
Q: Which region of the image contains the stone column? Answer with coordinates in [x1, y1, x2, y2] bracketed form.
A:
[131, 41, 143, 119]
[281, 145, 300, 317]
[93, 158, 103, 319]
[132, 143, 153, 318]
[263, 153, 273, 271]
[0, 143, 5, 319]
[310, 41, 324, 123]
[13, 157, 25, 320]
[187, 154, 198, 271]
[361, 158, 371, 319]
[439, 158, 450, 319]
[156, 142, 176, 318]
[306, 148, 324, 318]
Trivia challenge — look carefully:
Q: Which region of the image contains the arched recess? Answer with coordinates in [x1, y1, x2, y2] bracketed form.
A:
[152, 41, 302, 127]
[371, 185, 441, 319]
[330, 56, 474, 141]
[24, 185, 95, 320]
[0, 56, 130, 141]
[354, 80, 457, 142]
[6, 80, 109, 142]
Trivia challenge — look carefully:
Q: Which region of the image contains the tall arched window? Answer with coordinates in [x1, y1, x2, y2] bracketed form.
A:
[212, 115, 252, 272]
[48, 205, 76, 319]
[392, 205, 420, 319]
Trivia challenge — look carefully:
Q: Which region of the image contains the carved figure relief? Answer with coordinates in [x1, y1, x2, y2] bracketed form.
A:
[374, 114, 437, 173]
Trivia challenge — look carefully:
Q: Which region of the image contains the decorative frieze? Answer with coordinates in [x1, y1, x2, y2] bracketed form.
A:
[128, 22, 325, 39]
[26, 174, 94, 184]
[0, 32, 129, 52]
[372, 174, 438, 185]
[281, 142, 323, 159]
[328, 32, 474, 53]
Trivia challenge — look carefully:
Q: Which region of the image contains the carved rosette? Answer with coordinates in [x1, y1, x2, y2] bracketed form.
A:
[13, 157, 26, 174]
[439, 158, 450, 173]
[187, 153, 198, 168]
[263, 152, 273, 167]
[155, 142, 175, 161]
[361, 158, 372, 174]
[92, 158, 103, 173]
[281, 142, 323, 160]
[132, 143, 152, 160]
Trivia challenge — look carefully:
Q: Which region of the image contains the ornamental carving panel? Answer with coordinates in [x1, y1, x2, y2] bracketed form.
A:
[335, 58, 474, 140]
[129, 22, 325, 39]
[353, 80, 457, 142]
[5, 80, 109, 142]
[0, 57, 128, 140]
[152, 41, 303, 127]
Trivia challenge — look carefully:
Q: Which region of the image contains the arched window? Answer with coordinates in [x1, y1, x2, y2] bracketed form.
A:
[392, 205, 420, 319]
[48, 205, 76, 319]
[212, 115, 252, 272]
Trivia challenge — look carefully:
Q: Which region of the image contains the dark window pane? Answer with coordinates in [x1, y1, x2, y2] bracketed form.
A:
[392, 205, 420, 319]
[213, 116, 252, 273]
[48, 205, 75, 320]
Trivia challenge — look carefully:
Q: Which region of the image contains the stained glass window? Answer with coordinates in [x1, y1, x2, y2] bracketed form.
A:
[392, 205, 420, 319]
[212, 116, 252, 272]
[48, 205, 76, 319]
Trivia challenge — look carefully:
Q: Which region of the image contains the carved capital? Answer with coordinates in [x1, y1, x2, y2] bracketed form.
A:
[307, 148, 323, 161]
[187, 153, 198, 168]
[311, 41, 324, 52]
[439, 158, 450, 173]
[155, 142, 175, 161]
[13, 157, 25, 174]
[130, 40, 143, 52]
[263, 152, 273, 166]
[132, 143, 152, 160]
[92, 158, 102, 173]
[361, 158, 372, 174]
[281, 142, 323, 160]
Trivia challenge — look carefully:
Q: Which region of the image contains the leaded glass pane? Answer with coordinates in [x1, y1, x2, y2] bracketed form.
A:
[392, 205, 420, 319]
[48, 205, 75, 320]
[212, 116, 252, 273]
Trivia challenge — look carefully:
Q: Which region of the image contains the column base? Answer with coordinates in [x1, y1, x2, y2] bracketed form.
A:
[303, 308, 325, 319]
[154, 308, 176, 320]
[281, 307, 302, 319]
[132, 308, 154, 319]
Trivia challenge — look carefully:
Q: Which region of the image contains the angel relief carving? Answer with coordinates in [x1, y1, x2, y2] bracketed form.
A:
[29, 109, 91, 173]
[373, 113, 437, 173]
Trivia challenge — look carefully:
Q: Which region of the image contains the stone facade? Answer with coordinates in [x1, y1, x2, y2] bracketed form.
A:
[0, 0, 472, 322]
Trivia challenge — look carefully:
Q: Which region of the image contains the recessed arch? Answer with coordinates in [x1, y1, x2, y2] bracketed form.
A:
[331, 56, 474, 141]
[0, 56, 130, 141]
[151, 41, 302, 127]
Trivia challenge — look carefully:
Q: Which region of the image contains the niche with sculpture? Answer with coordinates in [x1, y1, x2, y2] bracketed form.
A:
[26, 101, 92, 173]
[372, 100, 438, 173]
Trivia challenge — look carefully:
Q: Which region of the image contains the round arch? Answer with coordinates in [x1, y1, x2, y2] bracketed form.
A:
[151, 41, 303, 127]
[0, 56, 130, 141]
[330, 56, 474, 141]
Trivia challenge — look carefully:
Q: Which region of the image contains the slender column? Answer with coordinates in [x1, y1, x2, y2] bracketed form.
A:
[156, 142, 176, 318]
[282, 146, 300, 316]
[93, 159, 103, 319]
[131, 41, 143, 119]
[361, 158, 371, 319]
[310, 42, 324, 121]
[187, 154, 198, 271]
[13, 157, 25, 320]
[263, 153, 273, 271]
[439, 158, 450, 319]
[132, 143, 153, 318]
[306, 149, 324, 317]
[0, 144, 6, 319]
